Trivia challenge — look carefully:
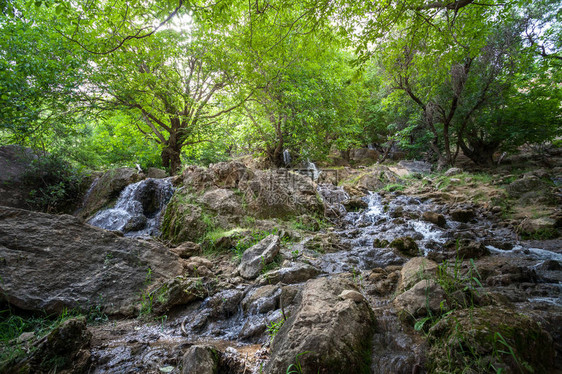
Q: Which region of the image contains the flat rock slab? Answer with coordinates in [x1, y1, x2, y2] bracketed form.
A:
[0, 207, 183, 315]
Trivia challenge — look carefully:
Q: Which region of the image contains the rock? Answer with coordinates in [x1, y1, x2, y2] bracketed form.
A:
[150, 277, 208, 315]
[389, 236, 420, 257]
[239, 169, 323, 219]
[181, 345, 219, 374]
[450, 209, 475, 223]
[506, 176, 548, 198]
[161, 193, 207, 243]
[5, 317, 92, 373]
[394, 279, 448, 318]
[256, 263, 322, 286]
[0, 206, 183, 315]
[238, 235, 280, 279]
[343, 196, 368, 211]
[171, 242, 201, 258]
[0, 145, 38, 210]
[355, 166, 402, 190]
[444, 167, 462, 177]
[146, 167, 167, 179]
[365, 268, 401, 296]
[427, 306, 555, 374]
[373, 238, 389, 248]
[242, 285, 281, 314]
[339, 289, 365, 302]
[200, 188, 242, 215]
[400, 257, 439, 291]
[422, 211, 447, 227]
[517, 217, 558, 239]
[397, 160, 432, 174]
[350, 148, 380, 163]
[80, 167, 143, 219]
[264, 277, 374, 374]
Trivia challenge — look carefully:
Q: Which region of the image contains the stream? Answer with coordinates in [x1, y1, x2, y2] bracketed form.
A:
[87, 180, 562, 373]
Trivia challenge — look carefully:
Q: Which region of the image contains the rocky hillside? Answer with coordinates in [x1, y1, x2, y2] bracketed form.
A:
[0, 155, 561, 374]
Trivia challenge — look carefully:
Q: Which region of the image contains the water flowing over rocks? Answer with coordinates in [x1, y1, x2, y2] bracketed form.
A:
[87, 178, 174, 237]
[0, 206, 183, 315]
[79, 167, 144, 219]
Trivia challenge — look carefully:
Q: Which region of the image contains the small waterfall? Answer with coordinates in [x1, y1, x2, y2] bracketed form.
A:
[305, 159, 321, 181]
[282, 149, 291, 166]
[88, 178, 174, 237]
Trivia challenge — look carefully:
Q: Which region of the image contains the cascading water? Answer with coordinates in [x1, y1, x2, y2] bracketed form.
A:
[87, 178, 174, 237]
[282, 149, 291, 166]
[304, 159, 320, 181]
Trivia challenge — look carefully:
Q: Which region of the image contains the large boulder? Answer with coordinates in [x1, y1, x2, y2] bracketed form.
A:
[0, 207, 183, 315]
[427, 306, 555, 373]
[353, 166, 402, 191]
[238, 235, 280, 279]
[239, 169, 323, 219]
[181, 345, 219, 374]
[394, 279, 448, 318]
[400, 257, 439, 291]
[79, 167, 143, 219]
[264, 277, 375, 374]
[161, 192, 208, 244]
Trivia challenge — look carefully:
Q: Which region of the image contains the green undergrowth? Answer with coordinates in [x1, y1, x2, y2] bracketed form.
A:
[410, 250, 552, 373]
[0, 308, 84, 369]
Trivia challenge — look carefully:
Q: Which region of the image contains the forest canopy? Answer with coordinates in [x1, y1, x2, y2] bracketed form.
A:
[1, 0, 560, 173]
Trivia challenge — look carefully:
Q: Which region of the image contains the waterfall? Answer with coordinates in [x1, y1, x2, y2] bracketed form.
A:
[283, 149, 291, 166]
[305, 159, 321, 181]
[88, 178, 174, 237]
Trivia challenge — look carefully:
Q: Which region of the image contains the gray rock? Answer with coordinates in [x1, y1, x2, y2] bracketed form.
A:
[147, 167, 167, 179]
[400, 257, 439, 291]
[256, 263, 322, 286]
[444, 167, 462, 177]
[0, 145, 38, 210]
[0, 206, 183, 315]
[238, 235, 280, 279]
[422, 211, 447, 227]
[181, 345, 219, 374]
[265, 277, 374, 374]
[398, 160, 432, 174]
[394, 279, 448, 318]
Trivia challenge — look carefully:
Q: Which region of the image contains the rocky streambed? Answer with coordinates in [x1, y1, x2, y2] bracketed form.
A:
[1, 160, 561, 373]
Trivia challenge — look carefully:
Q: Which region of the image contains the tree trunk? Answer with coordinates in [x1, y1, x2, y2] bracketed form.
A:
[458, 137, 499, 166]
[161, 143, 182, 175]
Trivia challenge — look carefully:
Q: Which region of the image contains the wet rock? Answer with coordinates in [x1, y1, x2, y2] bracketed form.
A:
[444, 167, 462, 176]
[422, 211, 447, 227]
[450, 208, 475, 223]
[400, 257, 439, 291]
[365, 267, 401, 296]
[181, 345, 219, 374]
[394, 279, 448, 319]
[373, 238, 389, 248]
[536, 259, 562, 271]
[256, 263, 322, 286]
[304, 233, 349, 253]
[446, 239, 490, 259]
[427, 306, 555, 374]
[80, 167, 143, 219]
[339, 289, 365, 302]
[242, 285, 281, 314]
[389, 206, 404, 218]
[146, 167, 167, 179]
[170, 242, 201, 258]
[238, 235, 280, 279]
[0, 207, 183, 315]
[389, 236, 420, 257]
[147, 277, 208, 315]
[343, 196, 368, 211]
[5, 317, 92, 373]
[122, 214, 147, 232]
[265, 277, 374, 374]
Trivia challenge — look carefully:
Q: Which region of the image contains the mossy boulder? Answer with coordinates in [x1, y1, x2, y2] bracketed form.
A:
[427, 306, 555, 374]
[160, 191, 209, 244]
[389, 236, 420, 257]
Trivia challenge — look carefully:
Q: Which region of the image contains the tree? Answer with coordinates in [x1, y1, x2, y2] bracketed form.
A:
[0, 4, 88, 152]
[87, 23, 248, 174]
